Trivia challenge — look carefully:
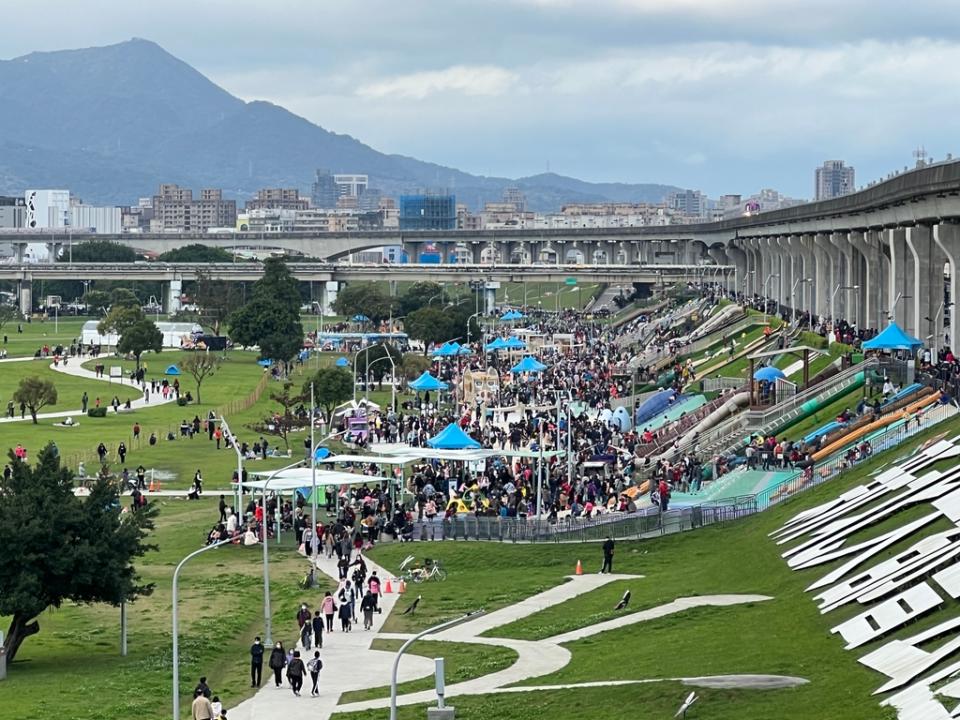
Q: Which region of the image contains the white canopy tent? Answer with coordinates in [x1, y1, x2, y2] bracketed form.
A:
[242, 468, 392, 490]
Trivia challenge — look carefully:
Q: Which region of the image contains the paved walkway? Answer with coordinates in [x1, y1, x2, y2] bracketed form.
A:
[0, 355, 174, 424]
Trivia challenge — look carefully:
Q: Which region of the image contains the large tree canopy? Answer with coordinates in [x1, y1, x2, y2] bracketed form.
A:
[396, 281, 445, 317]
[228, 257, 303, 363]
[0, 444, 156, 663]
[59, 240, 137, 263]
[117, 319, 163, 370]
[98, 304, 145, 336]
[304, 366, 354, 422]
[158, 244, 234, 263]
[332, 283, 395, 322]
[405, 304, 481, 353]
[13, 376, 57, 424]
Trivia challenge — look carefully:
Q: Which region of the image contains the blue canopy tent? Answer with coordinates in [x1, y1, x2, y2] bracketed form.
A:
[409, 371, 449, 392]
[256, 359, 273, 367]
[862, 322, 924, 351]
[754, 366, 786, 382]
[504, 336, 527, 350]
[432, 341, 466, 357]
[500, 309, 523, 321]
[164, 364, 181, 376]
[484, 337, 508, 352]
[511, 355, 547, 373]
[335, 357, 350, 367]
[427, 422, 482, 449]
[352, 314, 371, 323]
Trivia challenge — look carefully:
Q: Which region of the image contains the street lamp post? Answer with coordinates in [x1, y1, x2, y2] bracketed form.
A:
[218, 415, 245, 513]
[353, 342, 389, 403]
[258, 460, 305, 646]
[366, 353, 396, 409]
[832, 284, 860, 325]
[172, 537, 233, 720]
[390, 610, 486, 720]
[791, 278, 812, 327]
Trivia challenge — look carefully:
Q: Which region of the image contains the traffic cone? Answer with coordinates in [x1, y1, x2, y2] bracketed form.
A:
[398, 579, 407, 594]
[385, 578, 393, 594]
[575, 560, 583, 576]
[148, 478, 155, 492]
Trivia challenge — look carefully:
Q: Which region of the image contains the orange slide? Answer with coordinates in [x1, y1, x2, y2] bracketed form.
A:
[811, 392, 941, 461]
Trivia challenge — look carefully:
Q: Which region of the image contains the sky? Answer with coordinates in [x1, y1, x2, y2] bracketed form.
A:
[3, 0, 959, 198]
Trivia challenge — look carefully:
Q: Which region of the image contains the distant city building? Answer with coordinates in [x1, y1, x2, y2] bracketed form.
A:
[70, 204, 122, 234]
[292, 209, 359, 233]
[399, 194, 457, 231]
[815, 160, 855, 201]
[24, 189, 70, 229]
[668, 189, 705, 217]
[151, 184, 236, 232]
[358, 188, 383, 212]
[334, 174, 368, 200]
[245, 188, 308, 211]
[0, 196, 25, 228]
[457, 204, 482, 231]
[311, 169, 339, 209]
[502, 187, 527, 212]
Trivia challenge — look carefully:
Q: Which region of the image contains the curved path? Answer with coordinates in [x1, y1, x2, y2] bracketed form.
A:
[0, 355, 173, 424]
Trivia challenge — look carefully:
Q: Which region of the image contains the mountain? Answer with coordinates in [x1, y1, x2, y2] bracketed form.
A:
[0, 38, 681, 210]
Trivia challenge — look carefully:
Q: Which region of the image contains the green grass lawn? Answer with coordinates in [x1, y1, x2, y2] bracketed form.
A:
[496, 282, 600, 311]
[337, 639, 518, 704]
[0, 315, 87, 358]
[0, 496, 324, 720]
[329, 417, 960, 720]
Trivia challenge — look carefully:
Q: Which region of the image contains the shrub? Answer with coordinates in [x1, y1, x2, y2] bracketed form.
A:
[87, 407, 108, 418]
[176, 397, 189, 406]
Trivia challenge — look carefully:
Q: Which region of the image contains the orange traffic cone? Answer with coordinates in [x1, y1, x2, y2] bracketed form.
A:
[575, 560, 583, 576]
[398, 579, 407, 594]
[148, 478, 155, 492]
[384, 578, 393, 594]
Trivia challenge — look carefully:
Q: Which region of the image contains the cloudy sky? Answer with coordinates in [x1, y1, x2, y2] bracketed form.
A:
[3, 0, 957, 197]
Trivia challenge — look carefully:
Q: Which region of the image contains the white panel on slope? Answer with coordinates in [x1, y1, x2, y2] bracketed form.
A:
[832, 583, 942, 649]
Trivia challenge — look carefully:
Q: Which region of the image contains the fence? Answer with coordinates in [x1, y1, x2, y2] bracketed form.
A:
[407, 495, 758, 544]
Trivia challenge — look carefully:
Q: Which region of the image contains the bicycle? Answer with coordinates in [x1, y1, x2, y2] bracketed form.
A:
[399, 555, 447, 583]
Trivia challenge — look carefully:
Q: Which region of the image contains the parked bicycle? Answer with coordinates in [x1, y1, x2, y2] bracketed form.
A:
[399, 555, 447, 583]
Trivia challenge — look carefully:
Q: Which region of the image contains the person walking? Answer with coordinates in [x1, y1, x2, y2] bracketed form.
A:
[368, 571, 382, 614]
[191, 689, 214, 720]
[600, 536, 614, 574]
[218, 494, 227, 523]
[312, 610, 324, 649]
[338, 599, 352, 632]
[194, 676, 212, 699]
[307, 651, 323, 696]
[81, 392, 88, 413]
[268, 641, 287, 687]
[360, 589, 377, 630]
[250, 636, 264, 687]
[322, 591, 336, 633]
[193, 469, 203, 495]
[118, 441, 127, 464]
[300, 617, 312, 650]
[286, 650, 306, 696]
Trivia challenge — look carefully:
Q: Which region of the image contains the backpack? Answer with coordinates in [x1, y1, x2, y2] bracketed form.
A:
[307, 658, 323, 673]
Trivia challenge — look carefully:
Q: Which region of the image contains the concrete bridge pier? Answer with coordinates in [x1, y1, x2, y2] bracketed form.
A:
[887, 228, 910, 330]
[848, 231, 872, 329]
[322, 281, 339, 316]
[906, 224, 945, 347]
[165, 278, 183, 315]
[18, 278, 32, 315]
[812, 233, 833, 321]
[726, 245, 747, 298]
[829, 231, 854, 322]
[483, 282, 499, 315]
[12, 242, 27, 263]
[934, 222, 960, 349]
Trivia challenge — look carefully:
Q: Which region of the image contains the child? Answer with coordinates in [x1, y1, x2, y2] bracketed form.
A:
[211, 696, 223, 718]
[307, 651, 323, 697]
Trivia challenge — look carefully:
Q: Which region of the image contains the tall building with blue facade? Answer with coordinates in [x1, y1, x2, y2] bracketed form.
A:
[399, 194, 456, 230]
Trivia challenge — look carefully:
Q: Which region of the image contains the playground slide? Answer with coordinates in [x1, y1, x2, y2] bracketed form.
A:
[635, 388, 681, 426]
[811, 391, 941, 461]
[675, 390, 751, 449]
[645, 395, 708, 432]
[687, 304, 743, 342]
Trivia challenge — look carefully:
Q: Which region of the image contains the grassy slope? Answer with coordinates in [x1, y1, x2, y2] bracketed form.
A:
[330, 418, 960, 720]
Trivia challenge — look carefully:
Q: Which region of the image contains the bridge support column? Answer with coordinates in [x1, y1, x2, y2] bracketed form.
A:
[165, 279, 183, 315]
[812, 233, 833, 321]
[483, 282, 498, 315]
[887, 228, 909, 330]
[848, 231, 873, 330]
[18, 279, 32, 316]
[726, 244, 747, 300]
[829, 232, 854, 322]
[323, 281, 339, 316]
[906, 224, 944, 347]
[12, 242, 27, 263]
[934, 222, 960, 350]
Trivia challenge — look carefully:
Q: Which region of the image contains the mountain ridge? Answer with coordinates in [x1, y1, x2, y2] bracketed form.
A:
[0, 38, 682, 210]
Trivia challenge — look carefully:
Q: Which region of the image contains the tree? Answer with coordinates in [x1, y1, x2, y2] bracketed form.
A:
[405, 306, 457, 354]
[397, 281, 445, 316]
[332, 283, 395, 322]
[109, 287, 142, 309]
[99, 304, 145, 337]
[401, 352, 432, 381]
[355, 343, 402, 387]
[159, 244, 234, 263]
[0, 444, 156, 663]
[13, 376, 57, 424]
[228, 257, 304, 364]
[83, 289, 111, 315]
[304, 367, 353, 422]
[192, 269, 241, 336]
[59, 240, 137, 263]
[181, 351, 221, 404]
[117, 319, 163, 371]
[268, 381, 306, 449]
[0, 303, 20, 335]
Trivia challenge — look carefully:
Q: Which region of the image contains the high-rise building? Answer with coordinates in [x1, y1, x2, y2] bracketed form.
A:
[70, 205, 122, 233]
[311, 169, 339, 209]
[668, 189, 705, 217]
[334, 174, 368, 200]
[246, 188, 308, 211]
[815, 160, 855, 201]
[24, 190, 71, 229]
[0, 196, 25, 228]
[399, 194, 457, 230]
[502, 187, 527, 213]
[151, 184, 237, 232]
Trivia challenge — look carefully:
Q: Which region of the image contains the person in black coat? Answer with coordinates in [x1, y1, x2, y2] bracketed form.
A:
[250, 636, 264, 687]
[601, 536, 615, 574]
[268, 642, 287, 687]
[312, 610, 324, 649]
